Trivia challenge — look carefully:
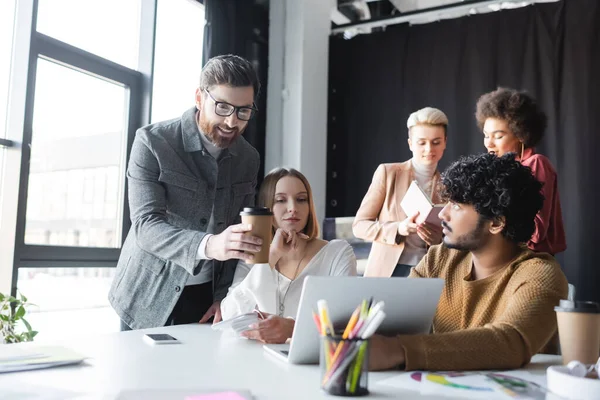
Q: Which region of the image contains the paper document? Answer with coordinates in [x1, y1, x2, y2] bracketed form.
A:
[0, 345, 86, 373]
[377, 370, 548, 399]
[211, 313, 259, 335]
[400, 180, 444, 226]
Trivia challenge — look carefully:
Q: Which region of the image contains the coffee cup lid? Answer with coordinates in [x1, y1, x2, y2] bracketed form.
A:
[555, 300, 600, 313]
[240, 207, 273, 216]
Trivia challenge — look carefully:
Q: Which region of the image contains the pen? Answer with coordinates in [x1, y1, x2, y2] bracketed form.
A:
[349, 341, 369, 393]
[359, 311, 386, 339]
[348, 300, 369, 339]
[312, 310, 322, 335]
[323, 344, 361, 390]
[357, 301, 385, 337]
[327, 303, 362, 372]
[342, 305, 361, 339]
[318, 300, 335, 368]
[317, 300, 334, 336]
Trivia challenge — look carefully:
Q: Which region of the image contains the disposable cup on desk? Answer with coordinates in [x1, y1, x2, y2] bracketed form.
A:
[320, 335, 369, 397]
[555, 300, 600, 364]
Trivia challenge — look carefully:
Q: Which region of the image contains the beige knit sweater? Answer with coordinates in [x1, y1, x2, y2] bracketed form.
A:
[398, 245, 568, 371]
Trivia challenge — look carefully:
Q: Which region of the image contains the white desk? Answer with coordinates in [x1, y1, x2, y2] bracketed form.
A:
[0, 324, 561, 399]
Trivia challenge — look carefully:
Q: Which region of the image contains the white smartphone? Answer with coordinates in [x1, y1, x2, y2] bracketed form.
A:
[143, 333, 180, 345]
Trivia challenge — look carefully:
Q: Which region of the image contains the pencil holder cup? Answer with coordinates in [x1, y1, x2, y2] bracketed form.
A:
[320, 335, 369, 396]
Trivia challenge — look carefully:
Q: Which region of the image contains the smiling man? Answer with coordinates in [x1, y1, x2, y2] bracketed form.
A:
[109, 55, 263, 330]
[368, 153, 568, 371]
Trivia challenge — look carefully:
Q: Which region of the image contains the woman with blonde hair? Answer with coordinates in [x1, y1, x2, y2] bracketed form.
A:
[353, 107, 448, 277]
[221, 167, 357, 343]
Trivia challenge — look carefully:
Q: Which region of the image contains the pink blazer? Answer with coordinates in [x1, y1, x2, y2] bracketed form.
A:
[352, 161, 441, 277]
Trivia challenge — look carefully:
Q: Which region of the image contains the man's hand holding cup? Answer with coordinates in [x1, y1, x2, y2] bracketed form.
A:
[205, 223, 263, 263]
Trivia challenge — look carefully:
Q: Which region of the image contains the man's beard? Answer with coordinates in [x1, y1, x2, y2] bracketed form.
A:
[443, 217, 488, 252]
[198, 113, 243, 148]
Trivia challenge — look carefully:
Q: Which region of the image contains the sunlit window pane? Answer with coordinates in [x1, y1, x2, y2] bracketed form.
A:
[17, 267, 119, 342]
[36, 0, 142, 69]
[151, 0, 204, 122]
[0, 0, 16, 138]
[0, 0, 17, 209]
[25, 59, 127, 248]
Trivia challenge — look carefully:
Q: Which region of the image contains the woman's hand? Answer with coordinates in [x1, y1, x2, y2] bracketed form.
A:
[269, 228, 309, 267]
[240, 313, 295, 344]
[417, 222, 443, 246]
[398, 212, 419, 236]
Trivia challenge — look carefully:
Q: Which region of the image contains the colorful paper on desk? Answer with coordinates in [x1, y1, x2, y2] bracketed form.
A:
[377, 370, 546, 399]
[376, 371, 423, 392]
[421, 371, 546, 399]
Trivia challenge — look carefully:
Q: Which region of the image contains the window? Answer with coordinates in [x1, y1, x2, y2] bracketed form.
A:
[25, 59, 127, 248]
[0, 0, 17, 207]
[36, 0, 142, 69]
[2, 0, 205, 340]
[151, 0, 205, 122]
[17, 267, 119, 341]
[5, 0, 148, 339]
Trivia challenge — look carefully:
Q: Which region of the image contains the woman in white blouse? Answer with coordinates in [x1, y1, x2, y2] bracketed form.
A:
[220, 167, 357, 343]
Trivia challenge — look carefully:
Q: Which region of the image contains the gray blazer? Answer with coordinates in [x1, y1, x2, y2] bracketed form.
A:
[109, 107, 259, 329]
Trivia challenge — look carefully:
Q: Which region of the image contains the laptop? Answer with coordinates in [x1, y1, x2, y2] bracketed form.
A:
[263, 276, 444, 364]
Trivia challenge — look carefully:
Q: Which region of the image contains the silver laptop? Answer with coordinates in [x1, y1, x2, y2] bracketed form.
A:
[263, 276, 444, 364]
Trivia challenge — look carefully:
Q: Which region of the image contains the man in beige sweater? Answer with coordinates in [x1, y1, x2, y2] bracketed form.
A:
[369, 153, 568, 371]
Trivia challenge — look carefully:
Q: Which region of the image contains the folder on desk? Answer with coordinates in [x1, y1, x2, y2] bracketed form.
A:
[400, 180, 444, 226]
[0, 345, 86, 373]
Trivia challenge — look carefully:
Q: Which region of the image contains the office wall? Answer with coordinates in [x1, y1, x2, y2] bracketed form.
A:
[327, 0, 600, 302]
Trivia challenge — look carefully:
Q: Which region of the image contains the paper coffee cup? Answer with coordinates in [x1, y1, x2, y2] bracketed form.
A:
[555, 300, 600, 365]
[240, 207, 273, 264]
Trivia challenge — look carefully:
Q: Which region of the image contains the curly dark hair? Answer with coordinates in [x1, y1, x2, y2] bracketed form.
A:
[475, 88, 547, 148]
[441, 153, 544, 243]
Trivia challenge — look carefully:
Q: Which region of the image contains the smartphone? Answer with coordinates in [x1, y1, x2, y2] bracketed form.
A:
[143, 333, 180, 345]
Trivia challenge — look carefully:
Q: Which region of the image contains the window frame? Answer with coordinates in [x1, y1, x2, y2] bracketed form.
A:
[2, 0, 159, 296]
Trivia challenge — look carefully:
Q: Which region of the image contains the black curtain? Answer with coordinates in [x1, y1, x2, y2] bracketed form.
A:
[202, 0, 269, 182]
[328, 1, 600, 303]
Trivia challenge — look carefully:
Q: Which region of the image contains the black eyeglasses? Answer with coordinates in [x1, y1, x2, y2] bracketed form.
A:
[204, 89, 258, 121]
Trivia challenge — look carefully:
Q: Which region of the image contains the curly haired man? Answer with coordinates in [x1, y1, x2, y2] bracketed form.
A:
[368, 153, 568, 371]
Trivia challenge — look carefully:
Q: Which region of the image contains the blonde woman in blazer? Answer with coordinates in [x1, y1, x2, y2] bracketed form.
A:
[353, 108, 449, 277]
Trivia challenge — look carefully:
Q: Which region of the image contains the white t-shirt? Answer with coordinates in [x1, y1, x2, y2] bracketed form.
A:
[220, 239, 357, 320]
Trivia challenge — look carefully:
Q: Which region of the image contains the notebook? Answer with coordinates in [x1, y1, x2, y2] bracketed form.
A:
[0, 345, 86, 373]
[400, 180, 445, 226]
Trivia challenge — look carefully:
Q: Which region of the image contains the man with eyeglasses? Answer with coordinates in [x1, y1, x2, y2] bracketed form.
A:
[109, 55, 263, 330]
